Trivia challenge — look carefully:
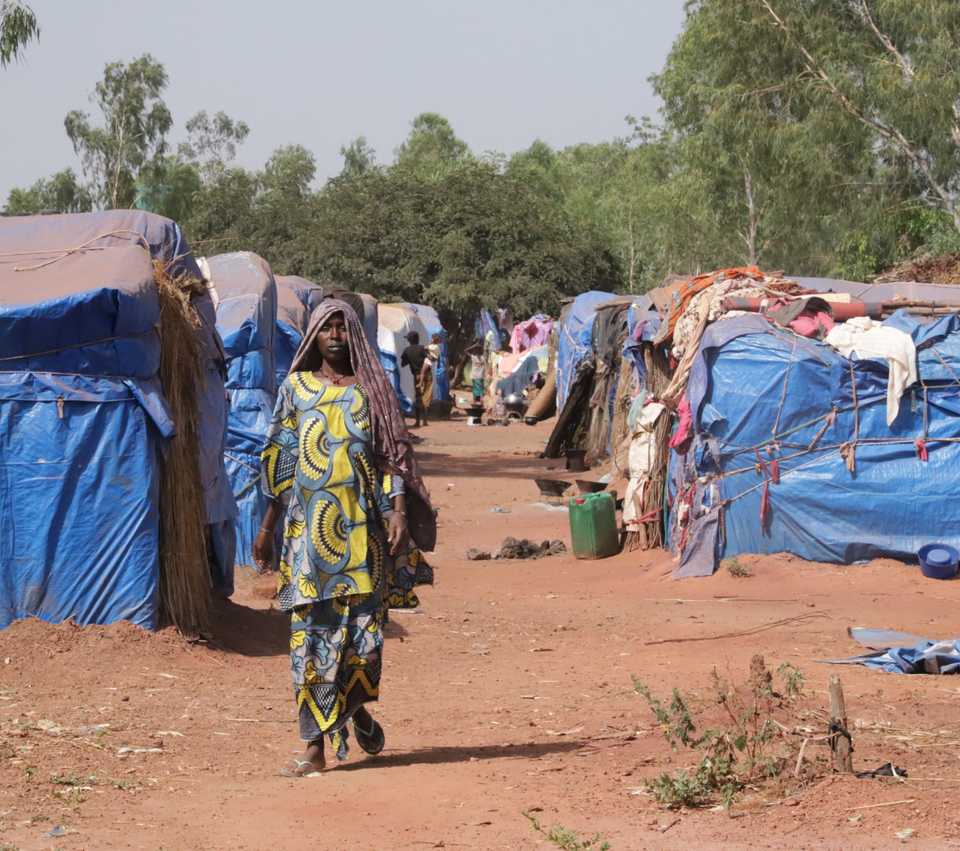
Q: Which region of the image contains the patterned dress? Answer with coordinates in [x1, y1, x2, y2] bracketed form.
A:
[261, 371, 402, 756]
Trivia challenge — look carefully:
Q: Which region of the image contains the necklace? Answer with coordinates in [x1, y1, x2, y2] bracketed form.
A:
[320, 365, 348, 385]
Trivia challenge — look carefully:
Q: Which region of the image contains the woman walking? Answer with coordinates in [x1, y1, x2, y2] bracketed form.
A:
[253, 299, 435, 777]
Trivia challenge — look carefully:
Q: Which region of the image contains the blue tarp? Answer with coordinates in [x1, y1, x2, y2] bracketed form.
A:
[209, 253, 277, 570]
[0, 244, 166, 629]
[0, 210, 235, 594]
[475, 309, 500, 347]
[0, 210, 235, 626]
[405, 303, 450, 403]
[672, 311, 960, 575]
[275, 275, 325, 389]
[556, 291, 616, 409]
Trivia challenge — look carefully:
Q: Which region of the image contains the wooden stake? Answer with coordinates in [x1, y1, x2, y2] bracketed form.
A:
[829, 675, 854, 773]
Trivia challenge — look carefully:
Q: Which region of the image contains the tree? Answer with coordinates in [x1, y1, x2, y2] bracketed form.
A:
[135, 157, 201, 224]
[4, 169, 92, 215]
[64, 54, 173, 209]
[757, 0, 960, 232]
[394, 112, 472, 180]
[339, 136, 377, 178]
[653, 0, 874, 273]
[248, 145, 318, 273]
[0, 0, 38, 67]
[178, 110, 250, 179]
[182, 165, 258, 256]
[312, 160, 617, 345]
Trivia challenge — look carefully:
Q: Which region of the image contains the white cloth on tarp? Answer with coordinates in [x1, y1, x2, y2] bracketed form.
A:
[622, 401, 666, 530]
[825, 317, 917, 426]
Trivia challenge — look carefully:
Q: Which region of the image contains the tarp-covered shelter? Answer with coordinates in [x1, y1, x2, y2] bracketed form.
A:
[405, 302, 450, 404]
[274, 277, 379, 391]
[275, 275, 325, 389]
[378, 303, 429, 414]
[207, 252, 278, 570]
[556, 291, 618, 410]
[0, 210, 232, 629]
[545, 292, 650, 462]
[607, 267, 960, 576]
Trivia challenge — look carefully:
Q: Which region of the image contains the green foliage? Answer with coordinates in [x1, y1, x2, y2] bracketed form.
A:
[311, 159, 616, 344]
[339, 136, 377, 178]
[634, 657, 807, 809]
[0, 0, 37, 67]
[394, 112, 472, 180]
[4, 169, 92, 215]
[523, 812, 611, 851]
[64, 54, 173, 208]
[723, 558, 751, 578]
[178, 110, 249, 179]
[756, 0, 960, 230]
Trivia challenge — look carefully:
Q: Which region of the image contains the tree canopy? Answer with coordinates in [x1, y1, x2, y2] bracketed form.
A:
[8, 3, 960, 340]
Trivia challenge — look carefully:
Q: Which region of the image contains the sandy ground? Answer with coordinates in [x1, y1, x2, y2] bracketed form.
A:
[2, 418, 960, 850]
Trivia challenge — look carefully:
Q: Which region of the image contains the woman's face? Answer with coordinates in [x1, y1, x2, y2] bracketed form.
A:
[317, 313, 350, 363]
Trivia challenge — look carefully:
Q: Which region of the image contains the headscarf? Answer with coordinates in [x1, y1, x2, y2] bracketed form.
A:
[290, 298, 436, 551]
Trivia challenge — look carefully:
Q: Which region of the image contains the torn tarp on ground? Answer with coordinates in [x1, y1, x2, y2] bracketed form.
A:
[828, 635, 960, 674]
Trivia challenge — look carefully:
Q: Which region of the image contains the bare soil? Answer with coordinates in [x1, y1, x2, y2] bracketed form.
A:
[2, 418, 960, 850]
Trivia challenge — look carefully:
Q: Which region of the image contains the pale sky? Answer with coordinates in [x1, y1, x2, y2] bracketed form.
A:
[1, 0, 686, 202]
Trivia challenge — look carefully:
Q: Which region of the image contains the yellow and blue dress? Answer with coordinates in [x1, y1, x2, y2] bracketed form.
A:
[261, 371, 402, 754]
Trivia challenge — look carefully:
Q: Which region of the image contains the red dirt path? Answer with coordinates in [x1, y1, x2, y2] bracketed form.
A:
[2, 418, 960, 850]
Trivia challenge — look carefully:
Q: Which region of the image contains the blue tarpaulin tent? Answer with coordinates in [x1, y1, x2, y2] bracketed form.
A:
[378, 303, 429, 414]
[275, 275, 325, 390]
[0, 211, 234, 628]
[556, 291, 617, 410]
[671, 310, 960, 576]
[207, 253, 278, 570]
[0, 246, 167, 629]
[405, 302, 450, 404]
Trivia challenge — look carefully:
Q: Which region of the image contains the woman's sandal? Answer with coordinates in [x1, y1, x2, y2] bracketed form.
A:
[279, 758, 324, 778]
[353, 716, 385, 755]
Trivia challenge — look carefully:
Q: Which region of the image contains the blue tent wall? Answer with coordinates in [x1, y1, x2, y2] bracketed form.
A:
[0, 243, 170, 629]
[672, 312, 960, 574]
[209, 252, 277, 570]
[274, 275, 325, 389]
[0, 210, 236, 604]
[404, 303, 450, 403]
[556, 291, 616, 409]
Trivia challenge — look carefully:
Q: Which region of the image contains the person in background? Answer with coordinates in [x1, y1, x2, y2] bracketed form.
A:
[254, 299, 435, 777]
[468, 343, 486, 403]
[400, 331, 431, 428]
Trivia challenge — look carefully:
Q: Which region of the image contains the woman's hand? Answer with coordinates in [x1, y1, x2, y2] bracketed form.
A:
[253, 527, 275, 572]
[387, 511, 408, 556]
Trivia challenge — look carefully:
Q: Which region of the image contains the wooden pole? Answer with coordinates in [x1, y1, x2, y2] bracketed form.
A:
[829, 675, 854, 773]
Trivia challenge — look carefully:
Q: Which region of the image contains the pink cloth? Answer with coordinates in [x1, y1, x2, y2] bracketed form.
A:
[509, 317, 553, 354]
[669, 396, 693, 451]
[789, 311, 834, 339]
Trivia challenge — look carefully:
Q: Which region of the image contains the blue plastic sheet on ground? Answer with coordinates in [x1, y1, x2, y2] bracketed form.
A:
[210, 252, 277, 569]
[673, 311, 960, 573]
[556, 291, 616, 410]
[828, 639, 960, 674]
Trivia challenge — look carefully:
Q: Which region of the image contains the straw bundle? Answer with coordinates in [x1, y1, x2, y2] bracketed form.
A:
[153, 260, 211, 635]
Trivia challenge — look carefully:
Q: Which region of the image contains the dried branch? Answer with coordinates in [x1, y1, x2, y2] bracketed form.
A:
[854, 0, 914, 80]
